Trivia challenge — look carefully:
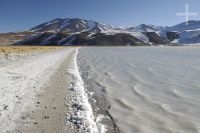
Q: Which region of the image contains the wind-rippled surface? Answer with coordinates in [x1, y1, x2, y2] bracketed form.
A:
[79, 47, 200, 133]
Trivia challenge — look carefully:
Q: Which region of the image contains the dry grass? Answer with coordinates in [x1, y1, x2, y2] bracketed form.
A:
[0, 46, 64, 55]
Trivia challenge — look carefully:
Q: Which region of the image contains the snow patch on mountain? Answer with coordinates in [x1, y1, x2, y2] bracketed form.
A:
[165, 20, 200, 44]
[101, 27, 149, 42]
[41, 33, 57, 45]
[87, 21, 96, 30]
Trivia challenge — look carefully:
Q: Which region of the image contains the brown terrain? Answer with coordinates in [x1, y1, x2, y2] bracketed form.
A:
[0, 46, 64, 67]
[0, 32, 36, 46]
[0, 46, 62, 54]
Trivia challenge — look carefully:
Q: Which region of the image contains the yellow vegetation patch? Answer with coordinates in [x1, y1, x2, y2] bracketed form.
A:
[0, 46, 64, 55]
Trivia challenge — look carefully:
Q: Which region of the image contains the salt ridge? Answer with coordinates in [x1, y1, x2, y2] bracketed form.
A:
[66, 48, 106, 133]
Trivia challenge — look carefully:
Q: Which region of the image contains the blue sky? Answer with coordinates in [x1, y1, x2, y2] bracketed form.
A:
[0, 0, 200, 33]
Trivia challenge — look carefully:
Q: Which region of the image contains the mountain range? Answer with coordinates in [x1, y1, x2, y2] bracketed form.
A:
[1, 18, 200, 46]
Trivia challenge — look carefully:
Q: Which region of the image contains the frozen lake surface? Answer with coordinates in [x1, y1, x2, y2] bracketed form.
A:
[79, 47, 200, 133]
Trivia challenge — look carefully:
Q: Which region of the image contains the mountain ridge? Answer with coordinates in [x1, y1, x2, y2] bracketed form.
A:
[1, 18, 200, 46]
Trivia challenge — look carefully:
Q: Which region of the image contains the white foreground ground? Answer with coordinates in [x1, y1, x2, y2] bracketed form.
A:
[0, 47, 101, 133]
[0, 48, 76, 132]
[1, 46, 200, 133]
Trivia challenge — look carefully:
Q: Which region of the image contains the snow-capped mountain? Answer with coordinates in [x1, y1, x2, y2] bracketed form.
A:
[127, 24, 166, 33]
[17, 18, 157, 46]
[167, 20, 200, 31]
[164, 20, 200, 44]
[30, 18, 104, 33]
[126, 24, 168, 44]
[2, 17, 200, 46]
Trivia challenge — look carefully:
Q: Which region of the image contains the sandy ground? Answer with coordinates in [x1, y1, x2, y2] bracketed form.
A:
[0, 47, 80, 133]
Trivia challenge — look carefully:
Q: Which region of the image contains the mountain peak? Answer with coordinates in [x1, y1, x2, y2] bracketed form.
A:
[127, 24, 161, 32]
[30, 18, 101, 33]
[167, 20, 200, 31]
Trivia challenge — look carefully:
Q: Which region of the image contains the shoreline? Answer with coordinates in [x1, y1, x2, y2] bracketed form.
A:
[66, 48, 105, 133]
[77, 48, 120, 133]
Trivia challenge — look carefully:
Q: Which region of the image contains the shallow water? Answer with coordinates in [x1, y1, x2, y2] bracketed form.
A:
[79, 47, 200, 133]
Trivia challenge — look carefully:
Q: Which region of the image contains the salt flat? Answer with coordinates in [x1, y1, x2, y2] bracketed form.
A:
[78, 47, 200, 133]
[0, 47, 80, 133]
